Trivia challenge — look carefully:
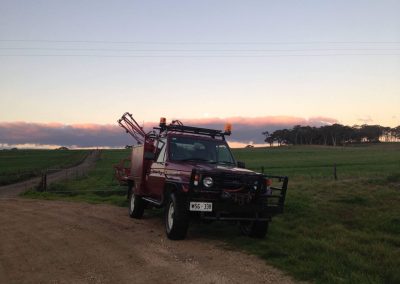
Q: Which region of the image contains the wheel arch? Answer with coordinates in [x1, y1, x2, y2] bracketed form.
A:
[127, 179, 134, 198]
[162, 182, 183, 205]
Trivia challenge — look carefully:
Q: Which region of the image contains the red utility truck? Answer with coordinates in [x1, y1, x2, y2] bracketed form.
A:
[117, 113, 288, 240]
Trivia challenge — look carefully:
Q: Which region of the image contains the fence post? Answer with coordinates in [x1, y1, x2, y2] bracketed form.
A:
[43, 173, 47, 191]
[334, 163, 338, 180]
[39, 172, 47, 192]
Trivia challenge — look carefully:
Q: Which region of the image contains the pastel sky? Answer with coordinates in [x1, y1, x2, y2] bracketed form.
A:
[0, 1, 399, 148]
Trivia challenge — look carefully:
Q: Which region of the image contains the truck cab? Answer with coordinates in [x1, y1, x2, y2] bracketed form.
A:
[118, 113, 288, 240]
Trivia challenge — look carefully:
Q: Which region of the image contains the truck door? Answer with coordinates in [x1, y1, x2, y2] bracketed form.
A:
[146, 139, 167, 200]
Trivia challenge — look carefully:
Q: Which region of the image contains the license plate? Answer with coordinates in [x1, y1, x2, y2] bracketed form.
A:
[189, 202, 213, 212]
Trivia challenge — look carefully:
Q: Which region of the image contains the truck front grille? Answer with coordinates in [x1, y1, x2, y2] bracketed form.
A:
[213, 174, 262, 191]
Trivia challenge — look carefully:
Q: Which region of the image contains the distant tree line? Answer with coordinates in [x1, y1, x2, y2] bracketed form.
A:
[263, 124, 400, 147]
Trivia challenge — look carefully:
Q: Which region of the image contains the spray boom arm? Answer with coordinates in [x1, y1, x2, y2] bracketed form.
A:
[117, 112, 151, 144]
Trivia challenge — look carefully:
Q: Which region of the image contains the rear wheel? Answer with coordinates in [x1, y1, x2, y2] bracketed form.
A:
[239, 219, 269, 238]
[165, 193, 189, 240]
[128, 191, 145, 218]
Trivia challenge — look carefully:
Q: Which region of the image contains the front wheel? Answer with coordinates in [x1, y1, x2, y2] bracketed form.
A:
[165, 193, 189, 240]
[128, 191, 145, 218]
[239, 220, 269, 238]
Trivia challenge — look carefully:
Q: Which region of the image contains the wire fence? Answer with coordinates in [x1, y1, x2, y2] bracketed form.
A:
[35, 150, 128, 196]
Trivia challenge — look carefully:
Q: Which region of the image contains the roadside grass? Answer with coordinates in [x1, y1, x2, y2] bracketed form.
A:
[23, 191, 128, 207]
[190, 177, 400, 284]
[0, 149, 88, 186]
[21, 143, 400, 283]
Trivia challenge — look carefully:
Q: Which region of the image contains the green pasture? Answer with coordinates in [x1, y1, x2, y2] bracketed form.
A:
[235, 143, 400, 178]
[22, 149, 130, 206]
[21, 144, 400, 283]
[0, 149, 88, 186]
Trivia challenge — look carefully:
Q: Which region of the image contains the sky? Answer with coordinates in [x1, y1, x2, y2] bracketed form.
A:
[0, 0, 399, 148]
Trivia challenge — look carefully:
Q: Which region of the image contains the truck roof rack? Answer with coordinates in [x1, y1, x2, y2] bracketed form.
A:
[164, 124, 229, 139]
[118, 113, 231, 143]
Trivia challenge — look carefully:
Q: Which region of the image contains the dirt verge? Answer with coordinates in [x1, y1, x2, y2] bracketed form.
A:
[0, 199, 296, 284]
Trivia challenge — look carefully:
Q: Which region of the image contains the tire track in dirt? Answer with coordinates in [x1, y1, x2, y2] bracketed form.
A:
[0, 198, 297, 284]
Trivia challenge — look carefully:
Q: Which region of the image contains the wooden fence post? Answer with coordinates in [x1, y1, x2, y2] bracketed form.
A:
[39, 172, 47, 192]
[334, 163, 338, 180]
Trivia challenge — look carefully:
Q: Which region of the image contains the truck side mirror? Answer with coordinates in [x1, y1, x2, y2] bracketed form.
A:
[144, 151, 155, 160]
[237, 161, 245, 168]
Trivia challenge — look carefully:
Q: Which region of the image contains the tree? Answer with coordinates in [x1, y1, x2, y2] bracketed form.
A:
[359, 125, 383, 143]
[262, 123, 396, 147]
[263, 131, 274, 147]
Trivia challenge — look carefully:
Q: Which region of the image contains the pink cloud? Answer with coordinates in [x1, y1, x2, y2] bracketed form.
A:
[0, 115, 337, 148]
[166, 116, 337, 145]
[0, 121, 127, 148]
[180, 116, 337, 127]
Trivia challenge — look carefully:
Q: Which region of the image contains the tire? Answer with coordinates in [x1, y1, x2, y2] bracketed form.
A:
[239, 220, 269, 238]
[165, 193, 189, 240]
[128, 190, 145, 219]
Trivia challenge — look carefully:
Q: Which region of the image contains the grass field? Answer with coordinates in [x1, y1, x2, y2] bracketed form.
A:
[22, 144, 400, 284]
[0, 149, 89, 186]
[22, 149, 130, 205]
[235, 143, 400, 178]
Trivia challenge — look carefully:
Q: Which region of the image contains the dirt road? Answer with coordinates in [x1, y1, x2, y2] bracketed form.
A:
[0, 198, 296, 284]
[0, 151, 100, 198]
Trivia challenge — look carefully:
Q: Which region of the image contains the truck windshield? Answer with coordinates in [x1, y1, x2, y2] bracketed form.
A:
[169, 136, 235, 165]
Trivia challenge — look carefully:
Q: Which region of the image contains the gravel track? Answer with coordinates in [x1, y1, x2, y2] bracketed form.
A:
[0, 199, 296, 284]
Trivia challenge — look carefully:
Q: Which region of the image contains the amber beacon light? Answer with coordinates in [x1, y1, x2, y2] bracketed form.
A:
[159, 117, 166, 128]
[224, 123, 232, 135]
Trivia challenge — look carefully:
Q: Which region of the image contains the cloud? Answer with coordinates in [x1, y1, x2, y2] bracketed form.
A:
[357, 116, 373, 124]
[0, 116, 337, 148]
[179, 116, 337, 144]
[0, 121, 131, 148]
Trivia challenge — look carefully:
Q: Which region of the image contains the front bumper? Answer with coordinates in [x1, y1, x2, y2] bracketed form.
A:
[186, 175, 288, 221]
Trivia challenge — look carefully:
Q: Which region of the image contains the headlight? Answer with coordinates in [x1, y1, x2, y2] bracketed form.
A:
[253, 181, 258, 190]
[203, 176, 213, 188]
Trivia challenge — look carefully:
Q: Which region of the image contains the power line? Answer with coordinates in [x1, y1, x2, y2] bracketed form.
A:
[0, 54, 399, 58]
[1, 47, 400, 52]
[1, 39, 400, 45]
